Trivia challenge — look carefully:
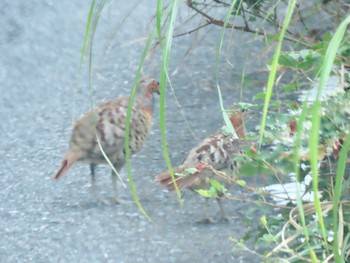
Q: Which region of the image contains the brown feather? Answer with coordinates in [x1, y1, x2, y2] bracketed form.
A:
[156, 171, 198, 191]
[155, 163, 207, 191]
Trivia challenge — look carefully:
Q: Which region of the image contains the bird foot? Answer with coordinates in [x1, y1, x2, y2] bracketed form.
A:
[89, 187, 109, 205]
[113, 196, 123, 205]
[196, 217, 216, 224]
[112, 196, 133, 205]
[216, 215, 238, 222]
[94, 196, 110, 205]
[217, 216, 230, 222]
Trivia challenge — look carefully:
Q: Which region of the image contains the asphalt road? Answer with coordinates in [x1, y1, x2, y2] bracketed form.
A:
[0, 1, 267, 262]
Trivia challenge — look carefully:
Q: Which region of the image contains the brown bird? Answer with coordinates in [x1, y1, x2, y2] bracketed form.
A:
[54, 78, 159, 203]
[155, 106, 248, 222]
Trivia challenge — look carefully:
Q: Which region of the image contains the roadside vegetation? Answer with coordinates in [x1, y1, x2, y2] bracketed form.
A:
[83, 0, 350, 261]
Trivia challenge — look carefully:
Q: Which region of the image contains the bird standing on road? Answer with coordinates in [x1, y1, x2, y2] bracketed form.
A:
[155, 106, 248, 222]
[54, 78, 159, 203]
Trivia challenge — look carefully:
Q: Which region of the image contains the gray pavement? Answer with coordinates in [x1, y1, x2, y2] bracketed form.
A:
[0, 1, 266, 262]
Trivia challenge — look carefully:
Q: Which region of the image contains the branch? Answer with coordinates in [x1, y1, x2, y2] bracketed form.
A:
[149, 22, 211, 51]
[187, 0, 266, 36]
[173, 22, 211, 38]
[186, 0, 309, 46]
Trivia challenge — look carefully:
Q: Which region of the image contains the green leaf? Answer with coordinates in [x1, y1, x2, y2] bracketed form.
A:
[253, 92, 267, 100]
[260, 215, 267, 227]
[261, 233, 276, 243]
[278, 53, 299, 68]
[283, 83, 299, 92]
[236, 179, 246, 187]
[185, 167, 199, 175]
[238, 160, 272, 177]
[210, 180, 224, 191]
[196, 189, 213, 198]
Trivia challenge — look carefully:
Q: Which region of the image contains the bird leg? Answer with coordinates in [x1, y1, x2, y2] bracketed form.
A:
[89, 163, 109, 204]
[111, 164, 122, 204]
[197, 198, 215, 224]
[216, 197, 229, 222]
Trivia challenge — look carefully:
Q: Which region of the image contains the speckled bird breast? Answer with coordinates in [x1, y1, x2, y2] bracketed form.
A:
[68, 97, 153, 165]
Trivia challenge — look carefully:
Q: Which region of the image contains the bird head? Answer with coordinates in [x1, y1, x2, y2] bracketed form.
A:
[226, 105, 250, 139]
[144, 79, 160, 95]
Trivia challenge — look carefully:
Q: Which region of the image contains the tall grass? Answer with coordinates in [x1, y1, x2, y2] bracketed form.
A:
[80, 0, 350, 260]
[293, 104, 316, 261]
[317, 15, 350, 261]
[80, 0, 126, 186]
[215, 0, 239, 135]
[158, 0, 183, 203]
[259, 0, 297, 145]
[80, 0, 184, 219]
[123, 0, 184, 219]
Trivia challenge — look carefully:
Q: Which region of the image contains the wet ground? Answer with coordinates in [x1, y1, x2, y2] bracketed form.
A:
[0, 1, 269, 262]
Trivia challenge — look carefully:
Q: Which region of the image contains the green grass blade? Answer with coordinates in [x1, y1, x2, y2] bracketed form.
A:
[341, 232, 350, 261]
[259, 0, 297, 145]
[103, 1, 142, 55]
[333, 132, 350, 262]
[308, 101, 326, 251]
[88, 0, 105, 108]
[88, 1, 126, 186]
[84, 1, 127, 198]
[159, 0, 182, 203]
[156, 0, 163, 45]
[95, 136, 125, 187]
[124, 30, 158, 222]
[216, 83, 235, 137]
[215, 0, 238, 74]
[308, 15, 350, 255]
[316, 15, 350, 102]
[80, 0, 95, 67]
[214, 0, 238, 129]
[294, 103, 317, 259]
[168, 81, 198, 140]
[124, 2, 173, 221]
[74, 0, 96, 123]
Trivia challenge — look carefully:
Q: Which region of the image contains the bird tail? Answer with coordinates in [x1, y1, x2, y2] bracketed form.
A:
[53, 152, 78, 179]
[155, 163, 206, 191]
